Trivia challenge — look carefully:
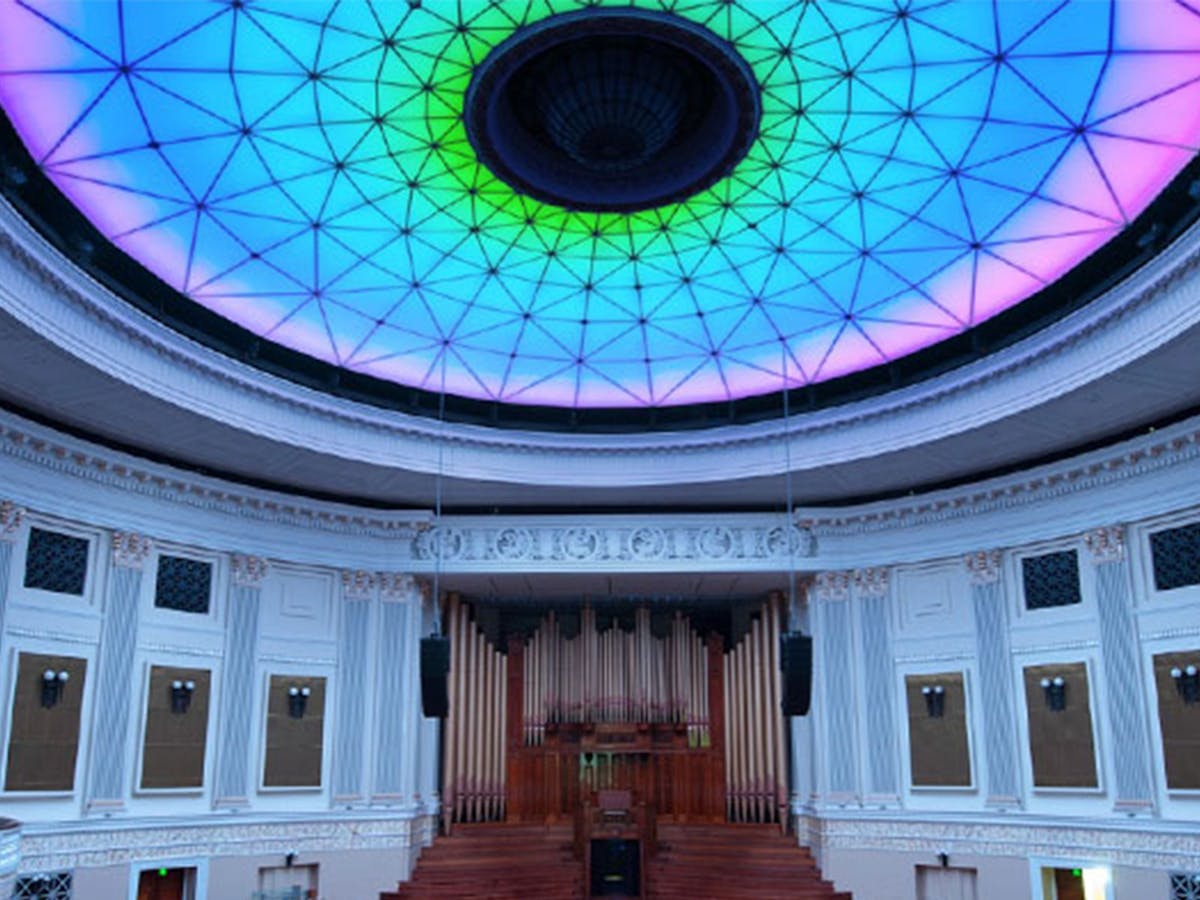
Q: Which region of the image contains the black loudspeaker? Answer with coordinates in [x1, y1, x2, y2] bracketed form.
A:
[420, 636, 450, 718]
[780, 632, 812, 716]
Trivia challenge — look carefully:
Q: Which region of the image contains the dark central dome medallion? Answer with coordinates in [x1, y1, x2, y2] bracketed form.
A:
[465, 9, 762, 213]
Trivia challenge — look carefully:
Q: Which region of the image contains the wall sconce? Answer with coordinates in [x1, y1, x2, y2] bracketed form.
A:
[40, 669, 69, 709]
[287, 684, 311, 719]
[1170, 664, 1199, 705]
[921, 684, 946, 718]
[170, 679, 196, 715]
[1040, 675, 1066, 712]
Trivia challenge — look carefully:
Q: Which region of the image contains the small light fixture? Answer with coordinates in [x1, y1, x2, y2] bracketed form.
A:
[40, 668, 69, 709]
[170, 679, 196, 715]
[1170, 664, 1199, 705]
[937, 850, 949, 869]
[1040, 675, 1066, 712]
[921, 684, 946, 718]
[285, 850, 297, 868]
[287, 684, 311, 719]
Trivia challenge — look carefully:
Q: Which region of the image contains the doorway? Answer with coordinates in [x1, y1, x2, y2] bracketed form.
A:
[135, 867, 194, 900]
[916, 865, 978, 900]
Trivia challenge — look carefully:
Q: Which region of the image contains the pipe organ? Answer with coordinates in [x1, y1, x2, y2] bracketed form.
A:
[442, 594, 790, 828]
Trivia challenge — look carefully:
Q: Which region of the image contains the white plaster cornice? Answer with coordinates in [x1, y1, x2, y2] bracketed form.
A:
[1084, 524, 1126, 564]
[111, 531, 152, 569]
[3, 194, 1200, 490]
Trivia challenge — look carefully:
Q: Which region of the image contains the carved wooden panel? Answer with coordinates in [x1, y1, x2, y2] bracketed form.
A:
[262, 674, 325, 788]
[140, 666, 211, 789]
[1022, 662, 1097, 788]
[1153, 650, 1200, 790]
[905, 672, 971, 787]
[5, 652, 87, 791]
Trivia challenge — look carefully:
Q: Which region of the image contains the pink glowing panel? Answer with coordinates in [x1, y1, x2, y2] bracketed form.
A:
[0, 0, 1198, 408]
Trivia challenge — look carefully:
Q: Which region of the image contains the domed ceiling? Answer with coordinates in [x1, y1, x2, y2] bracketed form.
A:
[1, 0, 1199, 421]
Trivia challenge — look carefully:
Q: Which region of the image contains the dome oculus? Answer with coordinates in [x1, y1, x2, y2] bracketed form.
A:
[464, 9, 761, 212]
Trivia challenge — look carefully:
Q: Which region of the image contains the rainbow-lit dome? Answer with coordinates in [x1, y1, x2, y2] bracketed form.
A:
[1, 0, 1198, 412]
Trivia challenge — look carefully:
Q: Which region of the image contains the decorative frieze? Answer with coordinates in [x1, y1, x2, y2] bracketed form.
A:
[1085, 524, 1126, 564]
[340, 569, 377, 601]
[110, 531, 152, 569]
[411, 520, 816, 565]
[964, 549, 1002, 585]
[0, 500, 23, 540]
[230, 554, 268, 587]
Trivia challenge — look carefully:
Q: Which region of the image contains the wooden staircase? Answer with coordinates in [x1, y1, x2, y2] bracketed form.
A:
[380, 823, 581, 900]
[649, 824, 851, 899]
[383, 822, 849, 899]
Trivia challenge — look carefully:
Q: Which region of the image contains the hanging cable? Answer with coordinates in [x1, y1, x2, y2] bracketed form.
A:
[431, 348, 448, 636]
[781, 340, 797, 616]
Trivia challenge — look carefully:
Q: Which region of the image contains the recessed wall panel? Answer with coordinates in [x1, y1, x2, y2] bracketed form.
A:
[5, 652, 87, 791]
[263, 674, 325, 789]
[906, 672, 972, 787]
[1153, 651, 1200, 790]
[1023, 662, 1097, 788]
[140, 665, 211, 790]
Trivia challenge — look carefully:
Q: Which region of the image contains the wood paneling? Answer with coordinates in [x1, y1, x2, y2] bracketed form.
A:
[1153, 650, 1200, 790]
[1022, 662, 1097, 788]
[906, 672, 971, 787]
[5, 652, 87, 791]
[140, 666, 210, 790]
[263, 674, 325, 788]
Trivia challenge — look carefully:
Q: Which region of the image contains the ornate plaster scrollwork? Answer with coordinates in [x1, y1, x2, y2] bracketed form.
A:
[231, 554, 268, 587]
[559, 526, 601, 561]
[379, 572, 416, 602]
[0, 500, 23, 541]
[340, 569, 377, 601]
[493, 526, 533, 560]
[112, 531, 153, 569]
[1084, 524, 1125, 563]
[628, 526, 667, 560]
[814, 571, 851, 602]
[964, 549, 1002, 585]
[853, 567, 890, 597]
[414, 526, 465, 561]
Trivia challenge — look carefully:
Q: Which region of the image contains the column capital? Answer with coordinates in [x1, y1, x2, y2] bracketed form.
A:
[231, 553, 268, 587]
[1084, 524, 1126, 564]
[964, 549, 1002, 585]
[340, 569, 377, 601]
[853, 566, 889, 598]
[379, 571, 417, 602]
[0, 500, 24, 542]
[813, 570, 851, 602]
[111, 532, 153, 569]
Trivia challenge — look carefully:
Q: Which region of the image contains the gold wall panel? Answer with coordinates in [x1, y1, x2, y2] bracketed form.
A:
[5, 652, 87, 791]
[1023, 662, 1097, 788]
[906, 672, 971, 787]
[263, 674, 325, 788]
[140, 666, 211, 790]
[1153, 650, 1200, 790]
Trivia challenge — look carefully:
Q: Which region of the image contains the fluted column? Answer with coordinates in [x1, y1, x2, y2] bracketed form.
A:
[85, 532, 152, 812]
[415, 580, 441, 817]
[373, 573, 422, 807]
[0, 818, 19, 899]
[0, 503, 23, 758]
[787, 581, 815, 813]
[855, 567, 899, 803]
[332, 570, 376, 806]
[966, 550, 1021, 808]
[1086, 525, 1156, 813]
[815, 571, 858, 804]
[214, 554, 267, 808]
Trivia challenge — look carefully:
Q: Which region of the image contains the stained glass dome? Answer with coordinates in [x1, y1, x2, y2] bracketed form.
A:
[1, 0, 1199, 416]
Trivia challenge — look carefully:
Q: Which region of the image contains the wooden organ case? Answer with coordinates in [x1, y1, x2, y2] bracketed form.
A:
[441, 592, 792, 833]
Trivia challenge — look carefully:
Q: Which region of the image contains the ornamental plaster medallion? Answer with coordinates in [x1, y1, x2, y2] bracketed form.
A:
[231, 554, 268, 587]
[628, 526, 667, 560]
[764, 523, 816, 558]
[111, 531, 152, 569]
[1084, 524, 1126, 563]
[559, 526, 600, 561]
[341, 569, 377, 600]
[0, 500, 23, 541]
[493, 526, 533, 560]
[415, 526, 465, 561]
[964, 550, 1002, 585]
[697, 525, 735, 559]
